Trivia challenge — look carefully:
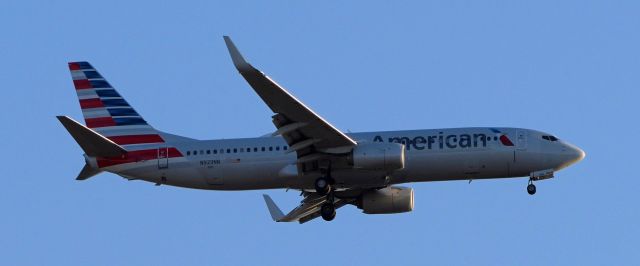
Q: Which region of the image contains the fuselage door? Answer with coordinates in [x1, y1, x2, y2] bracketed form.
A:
[516, 130, 527, 150]
[158, 147, 169, 169]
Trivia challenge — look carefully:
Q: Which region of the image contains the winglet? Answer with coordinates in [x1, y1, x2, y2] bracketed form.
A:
[262, 194, 285, 222]
[223, 36, 253, 71]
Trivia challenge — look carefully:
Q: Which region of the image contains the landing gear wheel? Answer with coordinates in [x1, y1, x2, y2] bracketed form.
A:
[315, 177, 331, 195]
[320, 203, 336, 221]
[527, 183, 537, 195]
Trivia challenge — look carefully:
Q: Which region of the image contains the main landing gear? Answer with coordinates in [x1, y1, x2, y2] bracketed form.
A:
[320, 202, 336, 221]
[315, 173, 337, 221]
[527, 179, 537, 195]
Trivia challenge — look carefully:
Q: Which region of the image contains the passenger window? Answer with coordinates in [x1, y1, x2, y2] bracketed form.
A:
[207, 150, 210, 154]
[214, 149, 218, 154]
[276, 146, 280, 151]
[233, 148, 237, 153]
[246, 147, 250, 153]
[284, 146, 288, 150]
[254, 147, 258, 152]
[262, 147, 265, 152]
[187, 151, 191, 156]
[240, 148, 244, 152]
[269, 147, 273, 151]
[227, 149, 231, 153]
[193, 150, 197, 155]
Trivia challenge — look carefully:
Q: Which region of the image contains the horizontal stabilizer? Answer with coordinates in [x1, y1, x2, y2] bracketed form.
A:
[262, 194, 285, 222]
[76, 162, 102, 180]
[57, 116, 127, 157]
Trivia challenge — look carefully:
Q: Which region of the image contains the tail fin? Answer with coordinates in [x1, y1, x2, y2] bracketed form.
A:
[68, 61, 166, 147]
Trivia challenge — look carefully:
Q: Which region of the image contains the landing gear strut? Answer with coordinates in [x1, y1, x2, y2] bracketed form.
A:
[316, 168, 336, 221]
[315, 177, 331, 195]
[527, 179, 537, 195]
[315, 166, 335, 195]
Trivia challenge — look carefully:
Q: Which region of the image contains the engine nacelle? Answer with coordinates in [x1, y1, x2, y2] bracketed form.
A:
[359, 186, 414, 214]
[350, 142, 405, 171]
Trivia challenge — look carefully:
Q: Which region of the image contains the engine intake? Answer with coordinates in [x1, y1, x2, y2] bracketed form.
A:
[350, 142, 405, 171]
[359, 186, 414, 214]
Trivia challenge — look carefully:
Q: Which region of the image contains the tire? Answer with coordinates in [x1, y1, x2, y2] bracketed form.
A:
[315, 177, 331, 195]
[527, 184, 537, 195]
[321, 203, 336, 221]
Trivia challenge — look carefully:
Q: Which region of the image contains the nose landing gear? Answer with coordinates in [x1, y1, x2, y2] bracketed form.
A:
[527, 179, 536, 195]
[526, 169, 554, 195]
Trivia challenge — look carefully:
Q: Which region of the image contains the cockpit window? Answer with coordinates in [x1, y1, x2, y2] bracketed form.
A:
[542, 135, 559, 141]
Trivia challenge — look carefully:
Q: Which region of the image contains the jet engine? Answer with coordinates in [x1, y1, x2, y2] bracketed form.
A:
[358, 186, 414, 214]
[349, 142, 405, 171]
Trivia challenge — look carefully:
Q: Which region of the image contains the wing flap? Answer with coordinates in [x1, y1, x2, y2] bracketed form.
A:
[298, 199, 350, 224]
[263, 192, 353, 223]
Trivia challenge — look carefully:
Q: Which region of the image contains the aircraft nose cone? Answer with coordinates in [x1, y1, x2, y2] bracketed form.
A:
[553, 143, 585, 171]
[566, 144, 586, 164]
[575, 147, 586, 162]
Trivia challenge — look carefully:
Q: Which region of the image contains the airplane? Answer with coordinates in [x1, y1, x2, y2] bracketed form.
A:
[58, 36, 585, 223]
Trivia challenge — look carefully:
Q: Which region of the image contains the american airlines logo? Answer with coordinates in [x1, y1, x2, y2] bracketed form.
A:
[372, 130, 514, 151]
[490, 128, 515, 146]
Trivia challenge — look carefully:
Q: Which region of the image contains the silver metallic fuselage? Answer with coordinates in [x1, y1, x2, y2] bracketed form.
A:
[102, 127, 585, 191]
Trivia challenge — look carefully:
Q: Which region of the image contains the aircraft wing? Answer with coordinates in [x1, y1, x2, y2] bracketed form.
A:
[263, 193, 353, 224]
[224, 36, 357, 165]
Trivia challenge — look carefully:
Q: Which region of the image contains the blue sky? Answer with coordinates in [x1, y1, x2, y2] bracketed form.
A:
[1, 1, 638, 265]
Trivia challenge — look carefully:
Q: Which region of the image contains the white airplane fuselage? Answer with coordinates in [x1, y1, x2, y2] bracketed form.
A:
[98, 127, 584, 191]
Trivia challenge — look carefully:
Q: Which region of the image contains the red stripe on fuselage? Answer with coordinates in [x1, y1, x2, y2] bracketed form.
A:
[85, 117, 116, 128]
[73, 79, 92, 90]
[79, 98, 104, 109]
[107, 134, 165, 145]
[97, 148, 183, 168]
